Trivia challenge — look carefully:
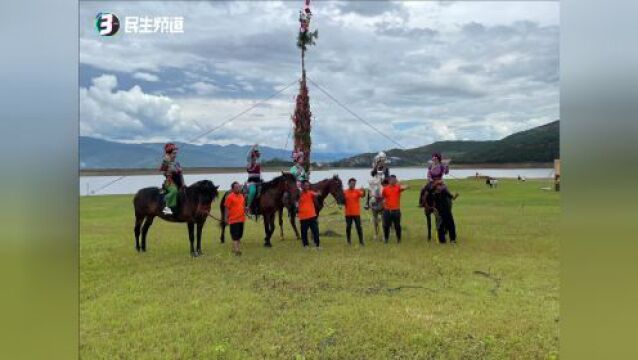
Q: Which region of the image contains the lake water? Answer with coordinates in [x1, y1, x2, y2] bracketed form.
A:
[80, 167, 554, 196]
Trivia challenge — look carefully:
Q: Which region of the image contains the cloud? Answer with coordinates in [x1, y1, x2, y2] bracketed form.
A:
[335, 1, 405, 17]
[132, 72, 160, 82]
[375, 21, 438, 38]
[189, 81, 221, 95]
[79, 1, 559, 153]
[80, 74, 185, 141]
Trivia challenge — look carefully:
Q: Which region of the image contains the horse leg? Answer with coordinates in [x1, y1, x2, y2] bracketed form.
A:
[134, 213, 143, 252]
[372, 211, 379, 241]
[426, 210, 432, 241]
[141, 216, 154, 252]
[188, 222, 196, 257]
[263, 214, 273, 248]
[269, 216, 277, 247]
[196, 222, 204, 255]
[278, 208, 284, 241]
[289, 207, 300, 240]
[220, 220, 226, 244]
[219, 206, 226, 244]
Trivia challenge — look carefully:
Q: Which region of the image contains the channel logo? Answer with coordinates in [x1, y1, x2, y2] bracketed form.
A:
[96, 12, 120, 36]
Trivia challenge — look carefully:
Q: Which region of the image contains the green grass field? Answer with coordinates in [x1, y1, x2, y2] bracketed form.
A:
[80, 179, 559, 359]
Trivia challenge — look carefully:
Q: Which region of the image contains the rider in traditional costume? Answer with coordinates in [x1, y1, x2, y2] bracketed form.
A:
[245, 144, 262, 216]
[420, 152, 450, 212]
[159, 143, 183, 215]
[290, 150, 308, 186]
[371, 151, 390, 183]
[289, 150, 308, 212]
[366, 151, 390, 211]
[427, 152, 449, 183]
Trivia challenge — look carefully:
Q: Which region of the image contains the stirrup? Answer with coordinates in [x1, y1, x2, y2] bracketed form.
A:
[162, 206, 173, 215]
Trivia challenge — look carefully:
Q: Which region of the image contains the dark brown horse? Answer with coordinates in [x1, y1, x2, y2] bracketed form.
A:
[219, 173, 298, 247]
[278, 175, 346, 240]
[418, 182, 434, 241]
[133, 180, 219, 256]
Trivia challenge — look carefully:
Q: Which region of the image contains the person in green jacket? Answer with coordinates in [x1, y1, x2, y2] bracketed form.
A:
[159, 143, 183, 215]
[290, 150, 308, 186]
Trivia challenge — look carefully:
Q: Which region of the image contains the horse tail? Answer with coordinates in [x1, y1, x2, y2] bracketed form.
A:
[218, 192, 228, 227]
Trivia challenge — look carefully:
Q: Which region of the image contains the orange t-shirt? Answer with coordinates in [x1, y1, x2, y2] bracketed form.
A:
[382, 184, 402, 210]
[298, 191, 317, 220]
[344, 189, 365, 216]
[224, 192, 245, 224]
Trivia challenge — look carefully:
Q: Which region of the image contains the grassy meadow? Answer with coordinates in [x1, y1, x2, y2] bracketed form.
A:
[80, 178, 559, 359]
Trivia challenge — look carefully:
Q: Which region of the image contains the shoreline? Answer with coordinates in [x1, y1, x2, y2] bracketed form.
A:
[80, 162, 553, 177]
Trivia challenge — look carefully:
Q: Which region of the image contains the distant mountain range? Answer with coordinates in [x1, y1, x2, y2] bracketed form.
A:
[330, 120, 559, 167]
[80, 120, 558, 169]
[79, 137, 353, 169]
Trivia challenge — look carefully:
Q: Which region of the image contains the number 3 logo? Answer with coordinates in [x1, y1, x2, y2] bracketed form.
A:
[96, 13, 120, 36]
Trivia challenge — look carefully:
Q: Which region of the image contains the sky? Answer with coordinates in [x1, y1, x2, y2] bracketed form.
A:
[80, 1, 559, 153]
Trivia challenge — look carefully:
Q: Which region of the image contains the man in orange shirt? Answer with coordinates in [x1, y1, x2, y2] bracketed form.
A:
[344, 178, 365, 245]
[298, 180, 321, 248]
[381, 175, 409, 243]
[224, 182, 246, 255]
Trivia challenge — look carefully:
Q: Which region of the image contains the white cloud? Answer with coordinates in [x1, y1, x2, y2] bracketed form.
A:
[79, 1, 559, 153]
[189, 82, 221, 95]
[133, 72, 160, 82]
[80, 74, 185, 141]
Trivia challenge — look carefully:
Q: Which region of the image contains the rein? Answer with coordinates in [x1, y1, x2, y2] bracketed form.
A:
[207, 213, 223, 222]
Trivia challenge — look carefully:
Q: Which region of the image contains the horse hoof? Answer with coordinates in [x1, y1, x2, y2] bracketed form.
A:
[191, 252, 198, 257]
[264, 243, 272, 248]
[135, 247, 140, 252]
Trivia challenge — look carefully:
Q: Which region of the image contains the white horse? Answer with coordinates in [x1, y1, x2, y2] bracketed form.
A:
[366, 174, 385, 241]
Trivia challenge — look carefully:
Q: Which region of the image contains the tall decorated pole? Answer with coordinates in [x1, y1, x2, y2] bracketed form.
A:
[292, 0, 318, 175]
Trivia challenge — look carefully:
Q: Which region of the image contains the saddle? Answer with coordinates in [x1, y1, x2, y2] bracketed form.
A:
[242, 180, 263, 215]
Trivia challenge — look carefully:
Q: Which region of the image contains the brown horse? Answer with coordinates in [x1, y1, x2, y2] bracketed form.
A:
[418, 182, 434, 241]
[278, 175, 346, 240]
[219, 173, 298, 247]
[133, 180, 219, 257]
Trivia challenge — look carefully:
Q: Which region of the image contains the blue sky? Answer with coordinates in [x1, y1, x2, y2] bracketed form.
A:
[80, 1, 559, 153]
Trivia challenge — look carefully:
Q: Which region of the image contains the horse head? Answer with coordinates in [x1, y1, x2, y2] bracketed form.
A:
[190, 180, 219, 215]
[269, 173, 299, 206]
[328, 175, 346, 206]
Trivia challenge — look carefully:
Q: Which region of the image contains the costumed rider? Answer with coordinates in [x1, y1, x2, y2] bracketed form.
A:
[371, 151, 390, 182]
[420, 151, 450, 209]
[366, 151, 390, 211]
[289, 150, 308, 211]
[245, 144, 262, 216]
[427, 152, 449, 184]
[159, 143, 184, 215]
[290, 150, 308, 187]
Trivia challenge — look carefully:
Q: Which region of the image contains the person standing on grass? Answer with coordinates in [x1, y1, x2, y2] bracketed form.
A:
[431, 179, 459, 244]
[344, 178, 366, 246]
[381, 175, 408, 243]
[298, 180, 321, 248]
[224, 181, 246, 256]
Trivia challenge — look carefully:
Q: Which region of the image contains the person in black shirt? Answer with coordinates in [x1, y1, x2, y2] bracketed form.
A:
[431, 180, 459, 244]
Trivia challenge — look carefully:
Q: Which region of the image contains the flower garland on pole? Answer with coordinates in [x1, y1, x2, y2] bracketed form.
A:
[292, 0, 318, 175]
